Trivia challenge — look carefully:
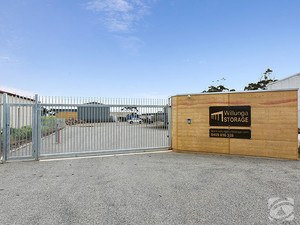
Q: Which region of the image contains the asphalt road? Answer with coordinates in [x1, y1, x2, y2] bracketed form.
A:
[1, 151, 300, 224]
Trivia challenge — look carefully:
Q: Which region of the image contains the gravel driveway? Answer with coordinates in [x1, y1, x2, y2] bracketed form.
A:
[1, 151, 299, 224]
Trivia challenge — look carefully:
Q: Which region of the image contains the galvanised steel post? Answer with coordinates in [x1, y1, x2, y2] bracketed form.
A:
[2, 93, 10, 162]
[32, 94, 41, 160]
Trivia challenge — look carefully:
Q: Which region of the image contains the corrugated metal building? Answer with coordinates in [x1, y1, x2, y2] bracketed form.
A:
[267, 72, 300, 127]
[77, 102, 110, 123]
[0, 90, 35, 128]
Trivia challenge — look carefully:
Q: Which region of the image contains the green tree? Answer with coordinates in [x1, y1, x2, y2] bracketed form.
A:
[244, 68, 277, 91]
[202, 78, 235, 93]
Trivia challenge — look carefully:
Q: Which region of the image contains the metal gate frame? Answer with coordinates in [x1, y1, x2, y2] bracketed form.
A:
[1, 94, 171, 162]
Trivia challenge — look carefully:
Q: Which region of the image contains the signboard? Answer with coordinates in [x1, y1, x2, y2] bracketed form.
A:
[210, 129, 251, 139]
[209, 106, 251, 127]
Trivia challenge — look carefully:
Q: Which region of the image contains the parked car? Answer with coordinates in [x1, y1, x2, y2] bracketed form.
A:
[127, 118, 142, 124]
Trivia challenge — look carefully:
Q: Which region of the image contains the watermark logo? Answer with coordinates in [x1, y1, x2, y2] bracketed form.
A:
[268, 197, 294, 222]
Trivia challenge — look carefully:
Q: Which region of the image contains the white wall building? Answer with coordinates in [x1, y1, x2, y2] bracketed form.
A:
[0, 90, 35, 128]
[267, 72, 300, 127]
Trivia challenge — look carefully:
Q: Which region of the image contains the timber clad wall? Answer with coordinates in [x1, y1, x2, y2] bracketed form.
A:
[171, 90, 298, 160]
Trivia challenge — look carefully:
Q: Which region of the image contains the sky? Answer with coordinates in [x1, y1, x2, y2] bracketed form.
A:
[0, 0, 299, 98]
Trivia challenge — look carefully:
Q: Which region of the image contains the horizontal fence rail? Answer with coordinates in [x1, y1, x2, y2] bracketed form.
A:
[1, 94, 171, 161]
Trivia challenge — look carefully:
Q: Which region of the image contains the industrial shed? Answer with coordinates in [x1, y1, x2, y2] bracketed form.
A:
[0, 90, 35, 128]
[267, 72, 300, 127]
[77, 102, 110, 123]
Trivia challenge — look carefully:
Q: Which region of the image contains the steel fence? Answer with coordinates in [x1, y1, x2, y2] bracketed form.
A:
[1, 94, 171, 161]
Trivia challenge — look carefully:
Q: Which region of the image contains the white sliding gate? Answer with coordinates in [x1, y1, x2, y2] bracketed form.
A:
[0, 94, 171, 161]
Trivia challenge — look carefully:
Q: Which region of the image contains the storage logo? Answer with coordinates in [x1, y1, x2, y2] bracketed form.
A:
[210, 111, 223, 122]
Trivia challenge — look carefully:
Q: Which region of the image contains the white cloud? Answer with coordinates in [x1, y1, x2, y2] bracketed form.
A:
[86, 0, 153, 32]
[0, 86, 35, 97]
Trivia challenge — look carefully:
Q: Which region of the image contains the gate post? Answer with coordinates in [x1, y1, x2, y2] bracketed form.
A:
[168, 97, 172, 149]
[32, 94, 41, 160]
[2, 93, 10, 162]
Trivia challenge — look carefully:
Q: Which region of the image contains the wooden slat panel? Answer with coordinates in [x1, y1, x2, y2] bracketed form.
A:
[171, 90, 298, 160]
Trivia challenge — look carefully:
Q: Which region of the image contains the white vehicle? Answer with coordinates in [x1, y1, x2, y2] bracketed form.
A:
[127, 118, 142, 124]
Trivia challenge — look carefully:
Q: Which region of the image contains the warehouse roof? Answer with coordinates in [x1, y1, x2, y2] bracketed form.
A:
[267, 72, 300, 87]
[0, 90, 35, 102]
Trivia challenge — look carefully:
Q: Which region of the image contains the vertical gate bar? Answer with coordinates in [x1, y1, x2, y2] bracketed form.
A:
[32, 94, 38, 160]
[70, 96, 73, 152]
[93, 97, 96, 151]
[40, 96, 43, 155]
[88, 97, 91, 151]
[111, 98, 113, 150]
[115, 98, 117, 150]
[76, 96, 78, 152]
[80, 97, 83, 152]
[95, 97, 97, 151]
[129, 98, 131, 149]
[2, 93, 8, 162]
[146, 99, 149, 148]
[73, 96, 76, 152]
[134, 98, 139, 148]
[99, 96, 101, 151]
[83, 97, 85, 152]
[119, 101, 121, 150]
[54, 96, 56, 154]
[50, 96, 53, 155]
[155, 99, 156, 148]
[138, 98, 143, 148]
[114, 98, 116, 150]
[70, 96, 73, 153]
[67, 96, 70, 153]
[48, 96, 50, 154]
[0, 95, 2, 161]
[18, 96, 20, 156]
[69, 96, 71, 153]
[133, 98, 135, 149]
[47, 96, 50, 155]
[140, 98, 142, 148]
[25, 97, 28, 156]
[156, 100, 157, 147]
[22, 96, 25, 155]
[109, 97, 111, 150]
[91, 97, 93, 151]
[16, 96, 18, 156]
[37, 95, 41, 159]
[64, 96, 66, 154]
[101, 97, 103, 150]
[110, 98, 112, 150]
[135, 98, 137, 149]
[100, 97, 102, 151]
[105, 97, 107, 150]
[84, 97, 87, 152]
[13, 97, 16, 156]
[17, 96, 20, 156]
[125, 98, 127, 149]
[168, 97, 172, 148]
